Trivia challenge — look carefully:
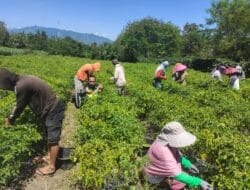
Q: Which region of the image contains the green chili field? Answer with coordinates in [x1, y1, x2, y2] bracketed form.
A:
[0, 54, 249, 189]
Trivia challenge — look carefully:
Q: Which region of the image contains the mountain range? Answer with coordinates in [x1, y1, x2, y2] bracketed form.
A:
[9, 26, 113, 45]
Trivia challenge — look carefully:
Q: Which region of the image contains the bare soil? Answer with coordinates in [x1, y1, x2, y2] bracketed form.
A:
[21, 102, 80, 190]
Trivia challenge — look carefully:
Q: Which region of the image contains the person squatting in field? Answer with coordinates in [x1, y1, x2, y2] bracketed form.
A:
[152, 61, 169, 89]
[172, 63, 188, 85]
[144, 122, 213, 190]
[110, 59, 126, 95]
[74, 62, 101, 107]
[82, 75, 103, 98]
[0, 68, 65, 176]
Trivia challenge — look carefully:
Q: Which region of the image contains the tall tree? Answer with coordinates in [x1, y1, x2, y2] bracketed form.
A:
[0, 21, 9, 46]
[8, 32, 27, 48]
[115, 17, 181, 62]
[182, 23, 213, 58]
[207, 0, 250, 61]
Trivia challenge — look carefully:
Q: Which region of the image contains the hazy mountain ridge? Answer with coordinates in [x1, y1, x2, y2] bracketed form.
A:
[9, 26, 113, 45]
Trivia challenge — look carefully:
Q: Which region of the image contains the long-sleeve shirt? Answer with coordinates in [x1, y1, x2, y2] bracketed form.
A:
[144, 141, 202, 187]
[145, 142, 182, 177]
[9, 75, 57, 122]
[114, 64, 126, 87]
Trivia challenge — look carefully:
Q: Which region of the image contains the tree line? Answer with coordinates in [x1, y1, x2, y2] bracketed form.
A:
[0, 0, 249, 70]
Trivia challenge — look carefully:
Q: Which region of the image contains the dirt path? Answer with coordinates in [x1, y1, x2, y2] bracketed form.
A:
[23, 102, 79, 190]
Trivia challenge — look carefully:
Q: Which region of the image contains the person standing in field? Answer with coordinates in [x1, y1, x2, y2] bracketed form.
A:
[224, 67, 240, 90]
[236, 64, 246, 80]
[110, 59, 126, 95]
[152, 61, 169, 89]
[211, 65, 226, 81]
[74, 62, 101, 106]
[144, 121, 213, 190]
[0, 68, 65, 176]
[172, 63, 188, 85]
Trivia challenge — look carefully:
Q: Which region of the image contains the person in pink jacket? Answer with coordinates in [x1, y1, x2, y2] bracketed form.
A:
[144, 122, 213, 190]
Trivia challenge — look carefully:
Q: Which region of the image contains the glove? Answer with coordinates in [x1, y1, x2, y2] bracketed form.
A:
[200, 180, 213, 190]
[189, 164, 199, 174]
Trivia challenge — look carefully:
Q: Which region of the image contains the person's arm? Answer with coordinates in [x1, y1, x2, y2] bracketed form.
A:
[181, 156, 192, 169]
[86, 70, 92, 81]
[97, 84, 104, 92]
[174, 172, 201, 187]
[181, 71, 187, 81]
[181, 156, 199, 174]
[7, 87, 30, 124]
[174, 173, 213, 189]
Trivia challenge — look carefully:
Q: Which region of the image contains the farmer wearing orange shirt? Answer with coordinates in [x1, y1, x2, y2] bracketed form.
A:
[74, 62, 101, 107]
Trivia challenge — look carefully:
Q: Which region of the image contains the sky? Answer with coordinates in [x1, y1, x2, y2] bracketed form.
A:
[0, 0, 212, 40]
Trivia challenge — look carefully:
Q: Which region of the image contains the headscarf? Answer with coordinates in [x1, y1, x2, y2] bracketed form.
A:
[92, 62, 101, 72]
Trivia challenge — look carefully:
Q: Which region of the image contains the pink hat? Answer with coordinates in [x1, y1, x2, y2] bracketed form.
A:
[173, 63, 187, 73]
[223, 67, 237, 75]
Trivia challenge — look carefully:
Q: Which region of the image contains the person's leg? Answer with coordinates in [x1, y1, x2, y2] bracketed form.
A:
[74, 76, 82, 107]
[74, 76, 83, 94]
[156, 80, 162, 89]
[48, 143, 59, 168]
[35, 143, 59, 175]
[36, 100, 64, 175]
[117, 86, 123, 95]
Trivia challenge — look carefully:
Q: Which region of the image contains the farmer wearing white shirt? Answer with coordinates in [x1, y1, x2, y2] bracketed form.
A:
[211, 65, 225, 81]
[110, 59, 126, 95]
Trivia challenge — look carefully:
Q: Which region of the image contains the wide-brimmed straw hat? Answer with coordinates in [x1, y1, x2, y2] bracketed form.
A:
[156, 121, 196, 148]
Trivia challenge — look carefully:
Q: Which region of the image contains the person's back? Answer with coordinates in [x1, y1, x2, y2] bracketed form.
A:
[76, 64, 93, 81]
[10, 74, 57, 120]
[114, 64, 126, 87]
[152, 61, 168, 89]
[145, 142, 182, 177]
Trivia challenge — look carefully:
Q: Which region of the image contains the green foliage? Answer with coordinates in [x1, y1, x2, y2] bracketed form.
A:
[72, 77, 146, 188]
[0, 51, 249, 189]
[0, 21, 9, 46]
[0, 54, 83, 187]
[0, 124, 41, 186]
[207, 0, 250, 61]
[181, 23, 213, 58]
[115, 17, 181, 62]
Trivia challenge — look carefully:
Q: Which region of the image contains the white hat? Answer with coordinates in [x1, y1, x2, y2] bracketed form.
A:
[156, 121, 196, 147]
